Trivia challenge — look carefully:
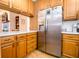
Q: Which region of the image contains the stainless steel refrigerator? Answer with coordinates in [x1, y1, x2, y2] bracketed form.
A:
[37, 6, 62, 57]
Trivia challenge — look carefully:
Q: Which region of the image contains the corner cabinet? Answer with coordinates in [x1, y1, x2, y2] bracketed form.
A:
[64, 0, 77, 20]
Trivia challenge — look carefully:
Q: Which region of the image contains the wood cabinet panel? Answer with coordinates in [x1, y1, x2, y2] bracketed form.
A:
[62, 34, 79, 58]
[64, 0, 77, 20]
[26, 32, 37, 54]
[17, 40, 26, 58]
[21, 0, 28, 13]
[50, 0, 63, 7]
[12, 0, 22, 11]
[76, 0, 79, 19]
[28, 0, 34, 16]
[1, 43, 16, 58]
[1, 36, 16, 45]
[16, 34, 27, 58]
[37, 0, 49, 10]
[0, 0, 9, 5]
[63, 39, 78, 58]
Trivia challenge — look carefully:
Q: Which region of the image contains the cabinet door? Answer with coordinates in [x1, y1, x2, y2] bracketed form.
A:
[0, 0, 9, 5]
[28, 0, 34, 16]
[21, 0, 28, 13]
[76, 0, 79, 19]
[64, 0, 76, 20]
[37, 0, 49, 10]
[17, 40, 26, 58]
[12, 0, 22, 11]
[50, 0, 63, 7]
[63, 39, 78, 58]
[1, 43, 16, 58]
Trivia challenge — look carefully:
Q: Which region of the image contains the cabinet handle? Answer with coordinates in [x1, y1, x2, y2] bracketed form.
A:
[4, 39, 10, 41]
[12, 43, 15, 47]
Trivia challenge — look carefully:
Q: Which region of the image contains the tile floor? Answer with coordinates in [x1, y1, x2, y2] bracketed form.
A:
[27, 50, 55, 58]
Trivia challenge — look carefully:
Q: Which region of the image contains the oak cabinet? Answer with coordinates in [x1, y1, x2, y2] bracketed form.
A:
[0, 36, 16, 58]
[0, 32, 37, 58]
[1, 43, 16, 58]
[26, 32, 37, 54]
[28, 0, 34, 16]
[76, 0, 79, 19]
[16, 34, 27, 58]
[0, 0, 9, 5]
[12, 0, 21, 11]
[21, 0, 28, 13]
[62, 34, 79, 58]
[64, 0, 77, 20]
[37, 0, 49, 10]
[50, 0, 63, 7]
[17, 40, 26, 58]
[63, 39, 78, 58]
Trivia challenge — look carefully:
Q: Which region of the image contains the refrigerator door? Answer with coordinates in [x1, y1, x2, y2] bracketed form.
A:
[37, 10, 46, 52]
[45, 6, 62, 57]
[37, 25, 46, 52]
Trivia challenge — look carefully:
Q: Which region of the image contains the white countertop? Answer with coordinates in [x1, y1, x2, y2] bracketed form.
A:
[0, 31, 37, 37]
[62, 32, 79, 34]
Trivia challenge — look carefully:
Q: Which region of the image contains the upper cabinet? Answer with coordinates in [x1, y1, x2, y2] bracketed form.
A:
[38, 0, 49, 10]
[76, 0, 79, 19]
[28, 0, 34, 16]
[12, 0, 29, 14]
[21, 0, 29, 14]
[12, 0, 21, 11]
[37, 0, 63, 11]
[64, 0, 77, 20]
[0, 0, 9, 5]
[0, 0, 34, 17]
[50, 0, 63, 7]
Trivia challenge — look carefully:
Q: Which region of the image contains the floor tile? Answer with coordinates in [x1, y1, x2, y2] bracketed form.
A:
[27, 50, 55, 58]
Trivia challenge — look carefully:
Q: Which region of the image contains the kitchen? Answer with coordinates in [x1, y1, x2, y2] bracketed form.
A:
[0, 0, 79, 58]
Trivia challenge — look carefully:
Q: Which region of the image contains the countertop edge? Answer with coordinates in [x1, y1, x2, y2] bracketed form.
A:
[0, 31, 37, 37]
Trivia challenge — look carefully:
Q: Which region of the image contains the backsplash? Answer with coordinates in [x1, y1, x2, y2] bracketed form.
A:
[62, 20, 79, 32]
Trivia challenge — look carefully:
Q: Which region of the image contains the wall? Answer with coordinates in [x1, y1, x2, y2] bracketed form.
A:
[0, 9, 30, 32]
[62, 20, 79, 32]
[30, 2, 38, 30]
[9, 12, 18, 31]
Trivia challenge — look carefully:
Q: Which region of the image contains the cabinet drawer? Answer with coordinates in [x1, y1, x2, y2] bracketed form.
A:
[27, 42, 36, 48]
[27, 35, 37, 39]
[63, 34, 79, 40]
[27, 32, 37, 35]
[17, 34, 26, 40]
[1, 36, 16, 45]
[27, 44, 36, 54]
[27, 38, 36, 44]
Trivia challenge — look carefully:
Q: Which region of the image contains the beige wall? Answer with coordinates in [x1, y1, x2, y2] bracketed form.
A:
[30, 2, 38, 30]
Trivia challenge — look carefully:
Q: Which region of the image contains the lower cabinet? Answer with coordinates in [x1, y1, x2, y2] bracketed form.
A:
[1, 43, 16, 58]
[17, 40, 26, 58]
[62, 34, 79, 58]
[0, 32, 37, 58]
[26, 32, 37, 54]
[63, 39, 79, 58]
